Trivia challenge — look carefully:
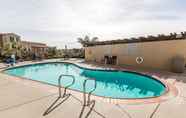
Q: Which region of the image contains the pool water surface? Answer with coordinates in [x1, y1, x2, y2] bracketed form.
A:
[4, 63, 166, 99]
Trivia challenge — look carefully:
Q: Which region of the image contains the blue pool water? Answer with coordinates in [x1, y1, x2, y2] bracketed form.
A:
[4, 63, 166, 99]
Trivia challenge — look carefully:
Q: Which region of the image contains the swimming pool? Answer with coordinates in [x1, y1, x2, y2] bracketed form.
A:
[4, 62, 166, 99]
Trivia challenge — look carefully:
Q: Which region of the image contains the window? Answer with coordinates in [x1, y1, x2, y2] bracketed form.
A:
[10, 36, 14, 42]
[16, 37, 20, 42]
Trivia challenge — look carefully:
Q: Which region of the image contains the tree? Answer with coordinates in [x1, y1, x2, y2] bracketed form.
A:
[47, 47, 57, 58]
[77, 35, 98, 47]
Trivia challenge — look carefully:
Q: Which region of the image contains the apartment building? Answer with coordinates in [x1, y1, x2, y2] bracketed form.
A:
[21, 41, 49, 56]
[0, 33, 22, 57]
[0, 33, 50, 58]
[0, 33, 21, 49]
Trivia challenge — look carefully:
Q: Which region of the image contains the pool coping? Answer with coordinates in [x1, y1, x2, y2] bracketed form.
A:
[0, 61, 178, 104]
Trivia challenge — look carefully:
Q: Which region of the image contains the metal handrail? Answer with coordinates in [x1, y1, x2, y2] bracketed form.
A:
[43, 74, 75, 116]
[79, 78, 97, 118]
[83, 78, 97, 106]
[58, 74, 75, 97]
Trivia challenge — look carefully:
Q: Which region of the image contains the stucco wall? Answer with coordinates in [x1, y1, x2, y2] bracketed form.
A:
[85, 39, 186, 71]
[1, 34, 21, 49]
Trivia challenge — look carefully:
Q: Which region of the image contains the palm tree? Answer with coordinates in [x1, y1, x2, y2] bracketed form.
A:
[77, 35, 98, 47]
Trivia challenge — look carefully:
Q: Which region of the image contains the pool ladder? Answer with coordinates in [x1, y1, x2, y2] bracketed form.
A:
[43, 74, 97, 118]
[43, 74, 75, 116]
[79, 78, 97, 118]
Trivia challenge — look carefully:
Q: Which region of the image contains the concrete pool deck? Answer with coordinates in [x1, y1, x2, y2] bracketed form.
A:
[0, 59, 186, 118]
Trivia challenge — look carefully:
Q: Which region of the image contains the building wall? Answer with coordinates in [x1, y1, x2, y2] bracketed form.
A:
[0, 35, 3, 48]
[85, 39, 186, 71]
[21, 41, 48, 57]
[31, 46, 47, 55]
[21, 42, 31, 52]
[0, 33, 21, 49]
[0, 35, 3, 54]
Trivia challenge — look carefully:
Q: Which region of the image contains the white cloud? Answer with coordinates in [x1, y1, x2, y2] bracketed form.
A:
[0, 0, 185, 48]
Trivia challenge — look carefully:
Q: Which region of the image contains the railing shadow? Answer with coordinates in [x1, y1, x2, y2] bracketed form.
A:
[43, 94, 70, 116]
[79, 100, 95, 118]
[79, 78, 97, 118]
[43, 74, 75, 116]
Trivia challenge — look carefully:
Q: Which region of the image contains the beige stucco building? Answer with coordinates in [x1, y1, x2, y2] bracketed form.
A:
[0, 33, 50, 58]
[0, 33, 21, 49]
[21, 41, 49, 56]
[85, 33, 186, 71]
[0, 33, 22, 57]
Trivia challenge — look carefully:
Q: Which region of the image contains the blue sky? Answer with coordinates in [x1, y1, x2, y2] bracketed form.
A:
[0, 0, 186, 48]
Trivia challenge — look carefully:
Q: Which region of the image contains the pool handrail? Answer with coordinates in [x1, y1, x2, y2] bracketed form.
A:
[43, 74, 75, 116]
[58, 74, 75, 97]
[79, 78, 97, 118]
[83, 78, 97, 106]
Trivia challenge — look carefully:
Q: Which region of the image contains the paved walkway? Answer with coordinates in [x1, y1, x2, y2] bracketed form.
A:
[0, 60, 186, 118]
